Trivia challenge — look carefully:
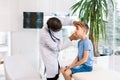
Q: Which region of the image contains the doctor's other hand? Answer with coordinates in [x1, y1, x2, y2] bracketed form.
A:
[69, 32, 80, 41]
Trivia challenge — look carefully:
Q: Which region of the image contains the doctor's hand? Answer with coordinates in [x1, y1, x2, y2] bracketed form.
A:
[69, 32, 80, 41]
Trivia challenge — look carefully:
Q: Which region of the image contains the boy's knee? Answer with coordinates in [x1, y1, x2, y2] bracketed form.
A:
[60, 68, 66, 74]
[64, 69, 72, 76]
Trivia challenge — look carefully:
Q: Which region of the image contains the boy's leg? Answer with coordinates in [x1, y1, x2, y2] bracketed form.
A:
[64, 69, 72, 80]
[60, 68, 66, 74]
[61, 68, 72, 80]
[61, 65, 93, 80]
[60, 68, 66, 79]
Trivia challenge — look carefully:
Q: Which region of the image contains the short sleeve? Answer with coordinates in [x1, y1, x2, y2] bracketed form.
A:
[83, 40, 91, 51]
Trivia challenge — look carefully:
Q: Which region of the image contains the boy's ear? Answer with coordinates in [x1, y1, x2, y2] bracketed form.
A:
[84, 29, 87, 33]
[85, 29, 88, 34]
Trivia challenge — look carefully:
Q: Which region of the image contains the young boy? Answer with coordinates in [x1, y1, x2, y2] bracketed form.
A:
[61, 22, 94, 80]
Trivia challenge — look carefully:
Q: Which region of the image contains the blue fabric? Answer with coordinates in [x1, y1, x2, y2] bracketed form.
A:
[71, 64, 93, 74]
[78, 38, 94, 66]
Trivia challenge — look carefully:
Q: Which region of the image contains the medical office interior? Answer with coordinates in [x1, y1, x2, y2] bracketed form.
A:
[0, 0, 120, 80]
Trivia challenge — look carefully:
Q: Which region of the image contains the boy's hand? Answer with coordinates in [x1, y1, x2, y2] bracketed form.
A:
[67, 65, 74, 69]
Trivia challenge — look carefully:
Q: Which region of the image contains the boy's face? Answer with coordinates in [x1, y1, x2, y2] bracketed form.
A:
[75, 25, 85, 39]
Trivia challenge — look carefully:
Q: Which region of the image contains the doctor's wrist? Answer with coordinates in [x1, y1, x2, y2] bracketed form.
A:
[69, 36, 73, 41]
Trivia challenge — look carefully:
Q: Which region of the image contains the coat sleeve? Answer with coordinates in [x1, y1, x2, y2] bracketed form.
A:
[42, 33, 59, 52]
[43, 35, 73, 52]
[58, 39, 73, 51]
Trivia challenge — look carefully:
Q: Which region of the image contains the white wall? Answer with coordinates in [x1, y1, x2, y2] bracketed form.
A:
[39, 0, 76, 15]
[1, 0, 76, 71]
[0, 0, 19, 31]
[11, 0, 42, 70]
[11, 30, 39, 70]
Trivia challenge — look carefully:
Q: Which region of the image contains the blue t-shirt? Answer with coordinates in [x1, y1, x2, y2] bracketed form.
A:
[78, 37, 94, 66]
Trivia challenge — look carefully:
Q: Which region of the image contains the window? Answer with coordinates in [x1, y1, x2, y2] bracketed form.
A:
[0, 32, 10, 59]
[98, 0, 120, 56]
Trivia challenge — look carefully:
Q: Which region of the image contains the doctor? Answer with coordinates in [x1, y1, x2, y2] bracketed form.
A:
[40, 17, 79, 80]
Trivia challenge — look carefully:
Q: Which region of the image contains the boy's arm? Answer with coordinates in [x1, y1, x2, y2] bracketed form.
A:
[67, 56, 79, 68]
[75, 50, 89, 66]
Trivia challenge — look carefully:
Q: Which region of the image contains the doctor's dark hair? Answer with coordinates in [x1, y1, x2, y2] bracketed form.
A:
[47, 17, 62, 31]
